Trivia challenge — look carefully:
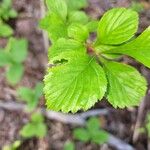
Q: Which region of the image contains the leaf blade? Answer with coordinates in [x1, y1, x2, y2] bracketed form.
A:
[96, 8, 138, 45]
[104, 61, 147, 108]
[44, 52, 107, 113]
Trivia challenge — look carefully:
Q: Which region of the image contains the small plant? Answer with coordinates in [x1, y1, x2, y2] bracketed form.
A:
[0, 37, 28, 85]
[64, 141, 75, 150]
[130, 1, 144, 13]
[2, 140, 21, 150]
[20, 112, 47, 138]
[0, 0, 17, 37]
[0, 20, 13, 37]
[0, 0, 17, 20]
[73, 117, 108, 144]
[17, 82, 44, 111]
[41, 0, 150, 113]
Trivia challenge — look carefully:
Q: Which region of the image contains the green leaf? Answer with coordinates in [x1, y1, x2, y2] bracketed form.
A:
[0, 23, 13, 37]
[104, 61, 147, 108]
[20, 123, 46, 138]
[44, 52, 107, 113]
[73, 128, 90, 142]
[18, 87, 34, 102]
[18, 84, 43, 111]
[86, 20, 98, 32]
[20, 113, 47, 138]
[68, 23, 89, 42]
[31, 113, 44, 123]
[0, 51, 11, 66]
[104, 27, 150, 68]
[68, 11, 89, 25]
[9, 38, 28, 63]
[64, 141, 75, 150]
[91, 130, 108, 144]
[49, 38, 86, 60]
[96, 8, 138, 45]
[46, 0, 67, 21]
[65, 0, 88, 11]
[8, 9, 18, 18]
[6, 63, 24, 85]
[130, 1, 144, 13]
[39, 13, 68, 42]
[86, 117, 100, 132]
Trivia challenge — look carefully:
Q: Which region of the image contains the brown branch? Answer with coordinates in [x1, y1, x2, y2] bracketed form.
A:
[0, 101, 135, 150]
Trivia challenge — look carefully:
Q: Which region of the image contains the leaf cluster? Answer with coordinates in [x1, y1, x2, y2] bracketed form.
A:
[0, 38, 28, 85]
[64, 141, 75, 150]
[41, 0, 149, 113]
[0, 0, 17, 37]
[17, 82, 44, 111]
[73, 117, 108, 144]
[20, 112, 47, 138]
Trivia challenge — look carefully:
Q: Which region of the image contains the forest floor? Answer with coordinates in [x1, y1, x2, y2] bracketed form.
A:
[0, 0, 150, 150]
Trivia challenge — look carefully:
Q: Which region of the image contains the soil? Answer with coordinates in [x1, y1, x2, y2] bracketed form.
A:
[0, 0, 150, 150]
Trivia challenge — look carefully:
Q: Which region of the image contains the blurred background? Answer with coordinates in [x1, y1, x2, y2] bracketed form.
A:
[0, 0, 150, 150]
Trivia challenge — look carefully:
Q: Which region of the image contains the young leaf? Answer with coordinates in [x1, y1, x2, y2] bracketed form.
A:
[64, 141, 75, 150]
[86, 117, 100, 132]
[39, 13, 68, 42]
[68, 11, 89, 25]
[6, 63, 24, 85]
[18, 87, 34, 102]
[68, 23, 89, 42]
[96, 8, 138, 45]
[91, 130, 108, 144]
[86, 20, 98, 32]
[20, 113, 47, 138]
[73, 128, 90, 142]
[31, 113, 44, 123]
[18, 83, 43, 111]
[10, 38, 28, 63]
[20, 123, 46, 138]
[44, 52, 107, 113]
[104, 61, 147, 108]
[65, 0, 88, 11]
[46, 0, 67, 21]
[49, 38, 86, 59]
[0, 23, 13, 37]
[0, 51, 11, 66]
[104, 27, 150, 68]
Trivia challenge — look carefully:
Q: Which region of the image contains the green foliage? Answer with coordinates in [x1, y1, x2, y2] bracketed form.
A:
[65, 0, 88, 11]
[96, 8, 138, 45]
[2, 140, 21, 150]
[0, 21, 13, 37]
[39, 0, 90, 43]
[64, 141, 75, 150]
[0, 38, 28, 85]
[104, 61, 146, 108]
[104, 27, 150, 68]
[41, 0, 149, 113]
[0, 0, 17, 37]
[0, 0, 17, 20]
[73, 117, 108, 144]
[18, 82, 44, 111]
[44, 52, 107, 113]
[130, 1, 144, 13]
[20, 112, 47, 138]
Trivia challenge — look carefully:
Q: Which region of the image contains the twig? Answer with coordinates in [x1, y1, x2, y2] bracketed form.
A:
[132, 97, 146, 143]
[0, 101, 135, 150]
